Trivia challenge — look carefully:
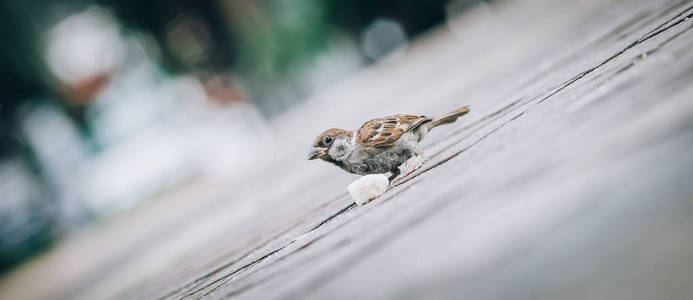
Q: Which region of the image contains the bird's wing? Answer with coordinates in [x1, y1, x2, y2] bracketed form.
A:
[356, 114, 431, 149]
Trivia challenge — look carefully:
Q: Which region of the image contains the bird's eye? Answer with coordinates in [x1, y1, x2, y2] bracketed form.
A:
[323, 136, 333, 145]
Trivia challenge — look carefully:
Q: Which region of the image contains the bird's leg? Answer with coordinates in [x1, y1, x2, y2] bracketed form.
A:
[395, 148, 424, 183]
[388, 168, 401, 184]
[408, 147, 424, 171]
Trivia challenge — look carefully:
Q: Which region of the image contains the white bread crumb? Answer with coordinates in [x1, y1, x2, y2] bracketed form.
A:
[348, 174, 389, 205]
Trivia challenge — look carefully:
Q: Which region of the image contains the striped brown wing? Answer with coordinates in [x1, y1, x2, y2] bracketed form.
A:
[356, 114, 430, 149]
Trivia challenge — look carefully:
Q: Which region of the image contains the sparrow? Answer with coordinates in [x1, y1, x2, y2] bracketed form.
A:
[308, 105, 470, 183]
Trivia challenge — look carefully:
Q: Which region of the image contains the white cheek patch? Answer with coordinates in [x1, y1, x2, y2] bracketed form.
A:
[348, 174, 389, 205]
[329, 139, 351, 159]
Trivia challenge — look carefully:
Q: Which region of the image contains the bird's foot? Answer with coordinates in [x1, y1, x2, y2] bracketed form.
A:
[395, 165, 423, 182]
[405, 155, 424, 171]
[392, 156, 424, 184]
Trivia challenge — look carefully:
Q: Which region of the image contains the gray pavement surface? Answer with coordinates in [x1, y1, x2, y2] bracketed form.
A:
[1, 0, 693, 299]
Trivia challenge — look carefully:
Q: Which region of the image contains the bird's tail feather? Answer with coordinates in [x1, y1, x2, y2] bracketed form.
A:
[426, 105, 470, 130]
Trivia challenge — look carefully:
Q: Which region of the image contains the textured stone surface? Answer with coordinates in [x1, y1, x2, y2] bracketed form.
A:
[1, 0, 692, 299]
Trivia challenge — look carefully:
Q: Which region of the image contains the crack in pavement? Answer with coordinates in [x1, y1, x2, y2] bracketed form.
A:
[174, 202, 356, 298]
[396, 4, 693, 189]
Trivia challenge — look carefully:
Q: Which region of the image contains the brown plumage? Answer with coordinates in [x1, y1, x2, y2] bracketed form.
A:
[356, 115, 431, 149]
[309, 105, 470, 183]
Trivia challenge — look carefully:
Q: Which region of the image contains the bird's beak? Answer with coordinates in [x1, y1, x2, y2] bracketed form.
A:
[308, 147, 327, 160]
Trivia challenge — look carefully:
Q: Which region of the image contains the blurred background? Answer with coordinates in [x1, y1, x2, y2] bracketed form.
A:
[0, 0, 487, 273]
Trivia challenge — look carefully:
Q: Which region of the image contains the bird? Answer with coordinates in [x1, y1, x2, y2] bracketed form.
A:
[308, 105, 470, 183]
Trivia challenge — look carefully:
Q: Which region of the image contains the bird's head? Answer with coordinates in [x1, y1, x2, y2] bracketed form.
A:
[308, 128, 354, 162]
